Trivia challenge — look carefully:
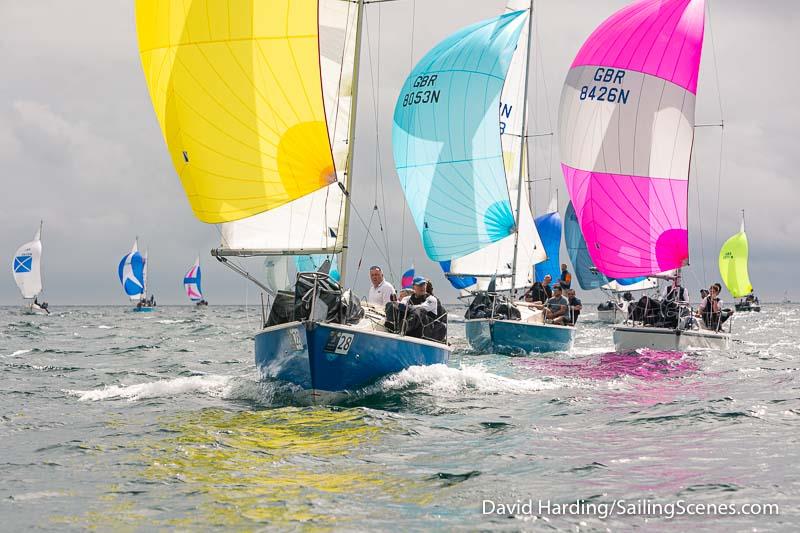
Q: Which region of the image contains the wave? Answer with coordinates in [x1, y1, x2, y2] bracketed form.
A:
[65, 375, 233, 402]
[370, 363, 564, 396]
[3, 349, 33, 358]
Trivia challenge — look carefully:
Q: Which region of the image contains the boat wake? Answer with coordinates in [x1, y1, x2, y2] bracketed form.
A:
[65, 375, 233, 402]
[365, 363, 564, 396]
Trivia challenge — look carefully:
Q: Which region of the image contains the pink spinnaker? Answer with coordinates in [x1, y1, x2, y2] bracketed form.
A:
[558, 0, 705, 279]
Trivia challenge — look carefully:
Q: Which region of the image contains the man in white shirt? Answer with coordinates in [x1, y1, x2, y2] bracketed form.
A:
[367, 265, 395, 307]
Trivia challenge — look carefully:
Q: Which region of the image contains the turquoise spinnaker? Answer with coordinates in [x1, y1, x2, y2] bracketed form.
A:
[392, 10, 528, 261]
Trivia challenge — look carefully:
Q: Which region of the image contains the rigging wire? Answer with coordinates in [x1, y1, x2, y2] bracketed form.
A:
[400, 0, 417, 274]
[706, 0, 726, 264]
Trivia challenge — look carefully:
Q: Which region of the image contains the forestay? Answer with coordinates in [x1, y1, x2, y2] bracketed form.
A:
[558, 0, 705, 279]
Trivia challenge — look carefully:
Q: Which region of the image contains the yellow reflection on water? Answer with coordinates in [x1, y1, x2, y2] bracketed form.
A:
[62, 407, 431, 530]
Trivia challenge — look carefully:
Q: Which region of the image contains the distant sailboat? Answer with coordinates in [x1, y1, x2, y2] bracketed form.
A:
[184, 256, 207, 306]
[558, 0, 731, 351]
[118, 238, 155, 312]
[12, 221, 49, 315]
[720, 211, 759, 312]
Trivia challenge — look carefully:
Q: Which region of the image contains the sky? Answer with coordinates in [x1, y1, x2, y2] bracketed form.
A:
[1, 0, 798, 305]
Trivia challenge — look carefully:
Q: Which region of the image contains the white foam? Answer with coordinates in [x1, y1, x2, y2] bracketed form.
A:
[65, 375, 233, 402]
[98, 325, 114, 329]
[377, 363, 564, 395]
[3, 349, 32, 358]
[8, 491, 64, 502]
[157, 319, 189, 324]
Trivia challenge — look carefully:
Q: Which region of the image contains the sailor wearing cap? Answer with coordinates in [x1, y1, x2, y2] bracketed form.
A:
[400, 276, 439, 314]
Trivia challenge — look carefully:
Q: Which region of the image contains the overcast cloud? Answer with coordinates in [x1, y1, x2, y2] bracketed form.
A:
[1, 0, 798, 305]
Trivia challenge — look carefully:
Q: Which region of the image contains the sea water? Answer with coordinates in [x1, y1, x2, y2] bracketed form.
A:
[1, 305, 798, 530]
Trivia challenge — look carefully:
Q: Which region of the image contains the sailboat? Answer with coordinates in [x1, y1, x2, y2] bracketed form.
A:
[12, 221, 49, 315]
[118, 238, 154, 312]
[782, 291, 791, 305]
[558, 0, 731, 351]
[135, 0, 450, 400]
[183, 256, 207, 306]
[720, 211, 759, 312]
[564, 201, 657, 323]
[393, 0, 575, 354]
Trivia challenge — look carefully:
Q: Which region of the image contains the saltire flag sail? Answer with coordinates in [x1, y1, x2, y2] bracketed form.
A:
[558, 0, 705, 279]
[401, 266, 415, 289]
[12, 224, 43, 299]
[183, 257, 203, 301]
[118, 239, 146, 300]
[533, 197, 561, 283]
[719, 217, 752, 298]
[393, 9, 528, 262]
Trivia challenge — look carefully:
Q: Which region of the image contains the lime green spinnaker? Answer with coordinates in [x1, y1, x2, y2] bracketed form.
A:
[718, 226, 752, 298]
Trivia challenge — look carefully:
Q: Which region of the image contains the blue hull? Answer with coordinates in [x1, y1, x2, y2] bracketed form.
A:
[255, 321, 451, 394]
[132, 307, 155, 313]
[465, 318, 574, 355]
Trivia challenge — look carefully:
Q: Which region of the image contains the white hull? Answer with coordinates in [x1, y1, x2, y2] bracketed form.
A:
[22, 302, 49, 315]
[613, 325, 731, 352]
[597, 308, 624, 324]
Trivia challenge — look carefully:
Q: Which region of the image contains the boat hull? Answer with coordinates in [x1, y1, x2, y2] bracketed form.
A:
[734, 302, 760, 312]
[597, 308, 624, 324]
[23, 303, 49, 315]
[132, 306, 155, 313]
[465, 318, 575, 355]
[255, 321, 451, 397]
[613, 325, 731, 352]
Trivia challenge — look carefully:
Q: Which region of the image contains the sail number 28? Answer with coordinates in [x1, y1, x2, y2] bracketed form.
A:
[579, 68, 630, 104]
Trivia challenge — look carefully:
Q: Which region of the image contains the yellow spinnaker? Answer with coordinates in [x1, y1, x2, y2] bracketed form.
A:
[719, 229, 752, 298]
[136, 0, 336, 223]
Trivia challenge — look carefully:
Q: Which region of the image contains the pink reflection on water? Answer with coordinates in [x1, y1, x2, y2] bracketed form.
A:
[517, 350, 699, 381]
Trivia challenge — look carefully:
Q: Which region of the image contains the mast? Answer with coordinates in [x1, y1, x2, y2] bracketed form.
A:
[509, 1, 535, 294]
[337, 0, 366, 286]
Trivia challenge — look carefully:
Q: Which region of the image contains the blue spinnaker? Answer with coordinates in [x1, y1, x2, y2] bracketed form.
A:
[564, 201, 646, 290]
[393, 10, 528, 261]
[565, 201, 607, 289]
[118, 251, 145, 297]
[534, 210, 561, 283]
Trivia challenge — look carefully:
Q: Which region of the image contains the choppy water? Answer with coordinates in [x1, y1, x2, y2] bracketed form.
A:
[2, 305, 798, 530]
